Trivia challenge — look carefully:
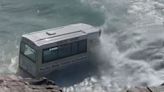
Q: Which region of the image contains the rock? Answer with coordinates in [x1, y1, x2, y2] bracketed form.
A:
[27, 77, 56, 85]
[123, 86, 164, 92]
[126, 87, 150, 92]
[161, 83, 164, 86]
[0, 75, 62, 92]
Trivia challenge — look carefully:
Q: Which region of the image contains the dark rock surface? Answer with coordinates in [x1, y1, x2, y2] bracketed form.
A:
[123, 86, 164, 92]
[0, 75, 62, 92]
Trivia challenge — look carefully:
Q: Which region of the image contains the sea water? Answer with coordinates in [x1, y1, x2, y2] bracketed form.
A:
[0, 0, 164, 92]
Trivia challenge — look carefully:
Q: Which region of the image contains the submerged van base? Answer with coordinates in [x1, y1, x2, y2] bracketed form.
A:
[17, 58, 89, 79]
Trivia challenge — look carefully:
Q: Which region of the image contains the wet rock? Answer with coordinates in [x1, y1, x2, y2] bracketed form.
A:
[160, 81, 164, 86]
[28, 77, 56, 85]
[0, 75, 62, 92]
[123, 86, 164, 92]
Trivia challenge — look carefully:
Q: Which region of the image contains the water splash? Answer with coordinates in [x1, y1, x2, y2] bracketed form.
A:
[64, 0, 164, 92]
[8, 56, 18, 73]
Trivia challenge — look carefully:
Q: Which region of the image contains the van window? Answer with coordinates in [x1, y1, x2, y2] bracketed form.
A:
[71, 42, 78, 55]
[20, 43, 36, 62]
[78, 40, 87, 53]
[58, 44, 71, 58]
[43, 47, 58, 63]
[42, 39, 87, 63]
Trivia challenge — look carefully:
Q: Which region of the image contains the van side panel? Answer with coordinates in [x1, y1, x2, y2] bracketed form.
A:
[39, 53, 88, 76]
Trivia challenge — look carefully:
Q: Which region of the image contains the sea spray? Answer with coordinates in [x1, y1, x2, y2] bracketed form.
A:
[63, 0, 164, 92]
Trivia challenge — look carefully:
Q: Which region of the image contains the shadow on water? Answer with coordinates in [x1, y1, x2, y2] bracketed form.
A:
[46, 60, 98, 87]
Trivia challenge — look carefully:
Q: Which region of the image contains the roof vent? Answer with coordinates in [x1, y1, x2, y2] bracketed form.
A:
[46, 31, 56, 35]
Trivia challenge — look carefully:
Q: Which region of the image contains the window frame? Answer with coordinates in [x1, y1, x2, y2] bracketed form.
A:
[42, 46, 59, 63]
[58, 43, 71, 58]
[20, 42, 37, 63]
[42, 39, 87, 64]
[78, 39, 87, 53]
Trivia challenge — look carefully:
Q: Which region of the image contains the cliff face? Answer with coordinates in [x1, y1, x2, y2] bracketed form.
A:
[0, 75, 62, 92]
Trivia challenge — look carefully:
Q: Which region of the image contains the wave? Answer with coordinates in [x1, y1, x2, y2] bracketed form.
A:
[64, 0, 164, 92]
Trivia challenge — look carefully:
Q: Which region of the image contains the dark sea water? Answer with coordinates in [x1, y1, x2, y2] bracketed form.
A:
[1, 0, 164, 92]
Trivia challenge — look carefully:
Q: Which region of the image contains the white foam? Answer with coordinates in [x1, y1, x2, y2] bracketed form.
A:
[64, 0, 164, 92]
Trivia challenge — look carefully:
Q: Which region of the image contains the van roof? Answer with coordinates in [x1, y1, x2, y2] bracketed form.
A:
[22, 23, 99, 46]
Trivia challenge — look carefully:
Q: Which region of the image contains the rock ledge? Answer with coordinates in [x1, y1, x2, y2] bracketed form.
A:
[0, 75, 62, 92]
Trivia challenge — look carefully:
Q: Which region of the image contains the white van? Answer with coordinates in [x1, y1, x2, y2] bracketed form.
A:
[19, 23, 101, 77]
